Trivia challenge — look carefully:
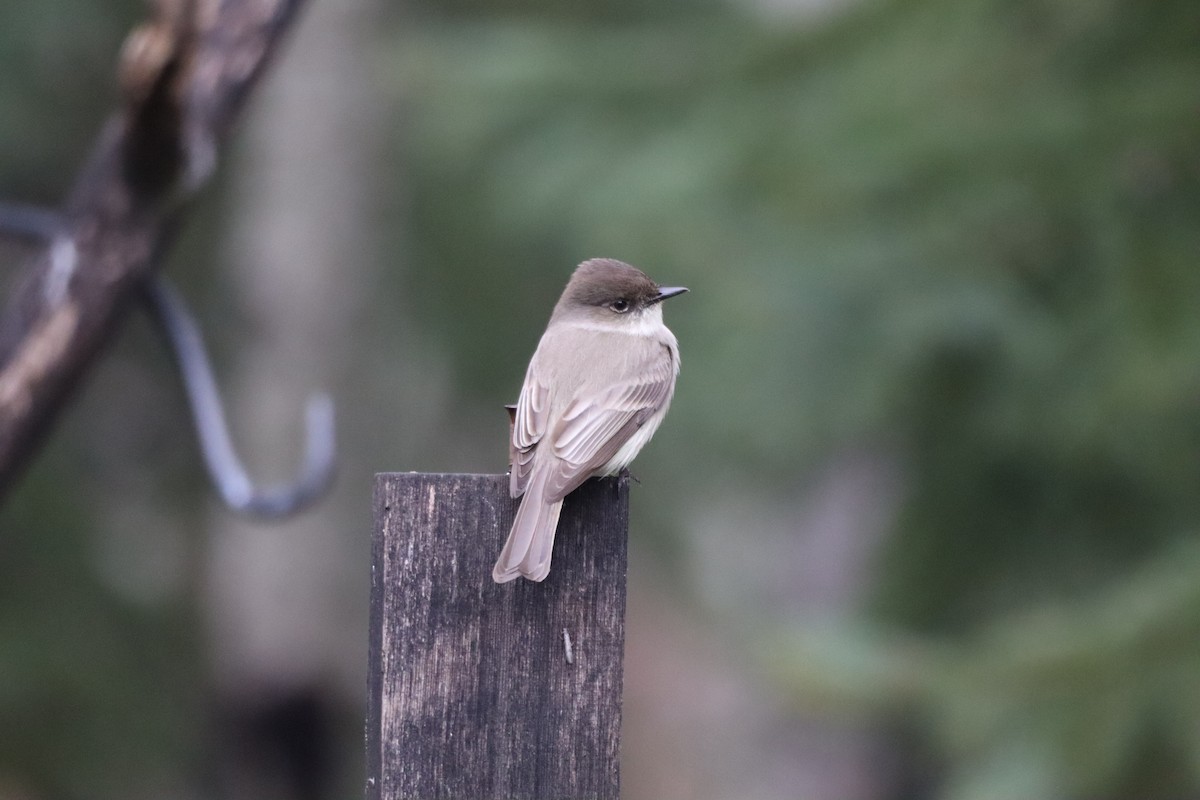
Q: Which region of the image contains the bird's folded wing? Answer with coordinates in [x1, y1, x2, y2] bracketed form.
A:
[510, 372, 549, 497]
[543, 357, 676, 502]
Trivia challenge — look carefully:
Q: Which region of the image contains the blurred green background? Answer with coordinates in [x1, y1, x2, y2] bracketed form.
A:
[2, 0, 1200, 798]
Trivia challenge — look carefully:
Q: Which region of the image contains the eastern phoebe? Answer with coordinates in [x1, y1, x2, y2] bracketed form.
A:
[493, 258, 687, 583]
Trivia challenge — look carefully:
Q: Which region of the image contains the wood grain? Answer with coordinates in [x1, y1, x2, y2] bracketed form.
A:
[368, 473, 628, 800]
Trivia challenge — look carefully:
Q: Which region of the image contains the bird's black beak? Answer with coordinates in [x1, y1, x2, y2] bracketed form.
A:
[651, 286, 689, 304]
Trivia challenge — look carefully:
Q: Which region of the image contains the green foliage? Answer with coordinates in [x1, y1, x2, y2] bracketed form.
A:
[0, 442, 203, 799]
[769, 538, 1200, 799]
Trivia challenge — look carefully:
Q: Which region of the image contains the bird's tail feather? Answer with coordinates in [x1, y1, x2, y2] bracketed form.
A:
[492, 481, 564, 583]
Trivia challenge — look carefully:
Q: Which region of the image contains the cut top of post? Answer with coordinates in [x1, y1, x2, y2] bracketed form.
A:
[368, 472, 629, 800]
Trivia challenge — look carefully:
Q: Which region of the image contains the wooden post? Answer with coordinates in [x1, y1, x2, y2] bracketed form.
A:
[368, 473, 629, 800]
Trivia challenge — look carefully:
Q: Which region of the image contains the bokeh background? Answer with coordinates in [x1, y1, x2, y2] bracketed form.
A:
[3, 0, 1200, 798]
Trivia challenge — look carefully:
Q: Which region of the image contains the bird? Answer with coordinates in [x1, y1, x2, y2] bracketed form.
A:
[493, 258, 687, 583]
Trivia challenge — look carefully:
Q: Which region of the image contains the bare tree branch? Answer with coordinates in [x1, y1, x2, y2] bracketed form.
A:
[0, 0, 310, 500]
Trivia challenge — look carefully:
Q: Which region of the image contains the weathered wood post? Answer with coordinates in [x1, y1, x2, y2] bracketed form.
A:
[368, 472, 629, 800]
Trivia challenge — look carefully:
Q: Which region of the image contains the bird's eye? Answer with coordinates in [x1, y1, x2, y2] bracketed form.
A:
[610, 299, 630, 313]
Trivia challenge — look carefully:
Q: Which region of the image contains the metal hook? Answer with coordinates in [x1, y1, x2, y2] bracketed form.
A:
[0, 203, 63, 243]
[144, 278, 337, 518]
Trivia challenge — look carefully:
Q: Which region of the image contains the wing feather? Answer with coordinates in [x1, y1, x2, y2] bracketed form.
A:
[510, 370, 549, 497]
[543, 349, 676, 502]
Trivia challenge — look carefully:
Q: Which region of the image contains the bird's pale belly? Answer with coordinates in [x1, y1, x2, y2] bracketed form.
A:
[597, 406, 668, 476]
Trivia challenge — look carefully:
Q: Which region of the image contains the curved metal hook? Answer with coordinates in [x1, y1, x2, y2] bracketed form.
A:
[0, 203, 63, 243]
[144, 278, 336, 518]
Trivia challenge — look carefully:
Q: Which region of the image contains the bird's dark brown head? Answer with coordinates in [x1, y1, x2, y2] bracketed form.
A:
[554, 258, 687, 320]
